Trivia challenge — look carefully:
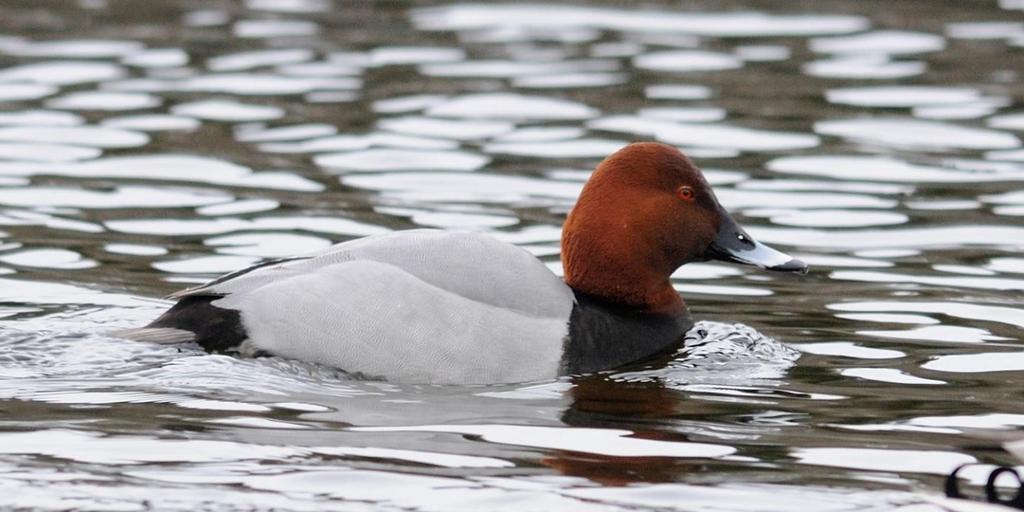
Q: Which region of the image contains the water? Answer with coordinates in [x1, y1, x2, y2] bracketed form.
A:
[0, 0, 1022, 509]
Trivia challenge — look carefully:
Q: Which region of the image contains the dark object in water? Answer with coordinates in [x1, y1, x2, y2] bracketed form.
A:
[946, 464, 1024, 510]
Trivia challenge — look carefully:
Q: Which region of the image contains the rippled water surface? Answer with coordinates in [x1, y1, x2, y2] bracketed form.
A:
[1, 0, 1023, 510]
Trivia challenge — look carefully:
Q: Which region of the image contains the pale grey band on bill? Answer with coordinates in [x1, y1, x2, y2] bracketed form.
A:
[731, 237, 808, 273]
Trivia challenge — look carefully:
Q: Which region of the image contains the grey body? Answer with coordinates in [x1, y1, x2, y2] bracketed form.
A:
[154, 230, 576, 384]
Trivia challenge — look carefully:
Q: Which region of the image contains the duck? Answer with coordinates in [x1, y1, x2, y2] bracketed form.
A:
[116, 142, 807, 384]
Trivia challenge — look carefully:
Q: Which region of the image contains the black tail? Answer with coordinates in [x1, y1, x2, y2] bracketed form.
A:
[147, 295, 249, 353]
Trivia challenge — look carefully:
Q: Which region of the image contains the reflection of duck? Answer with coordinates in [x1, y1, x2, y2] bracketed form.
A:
[546, 374, 699, 485]
[117, 142, 806, 384]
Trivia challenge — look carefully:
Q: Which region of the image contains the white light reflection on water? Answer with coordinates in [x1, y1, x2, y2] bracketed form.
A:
[768, 155, 1024, 183]
[0, 61, 125, 85]
[46, 91, 163, 111]
[354, 424, 736, 458]
[0, 186, 231, 209]
[0, 143, 100, 162]
[803, 55, 927, 79]
[378, 116, 513, 140]
[589, 116, 820, 152]
[792, 341, 905, 359]
[0, 110, 83, 126]
[840, 368, 945, 385]
[426, 93, 600, 120]
[0, 39, 144, 58]
[419, 59, 619, 78]
[634, 50, 744, 72]
[0, 249, 96, 270]
[0, 155, 323, 191]
[0, 125, 149, 148]
[315, 148, 490, 172]
[207, 49, 315, 72]
[924, 352, 1024, 373]
[171, 99, 285, 121]
[412, 5, 869, 37]
[828, 302, 1024, 330]
[484, 139, 628, 158]
[809, 30, 947, 55]
[0, 83, 57, 102]
[792, 448, 975, 474]
[815, 118, 1020, 151]
[752, 225, 1024, 250]
[826, 86, 987, 108]
[101, 114, 201, 132]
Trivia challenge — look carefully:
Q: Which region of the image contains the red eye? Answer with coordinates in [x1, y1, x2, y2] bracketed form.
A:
[676, 186, 695, 202]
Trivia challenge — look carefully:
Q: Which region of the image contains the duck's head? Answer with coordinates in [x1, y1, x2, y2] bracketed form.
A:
[561, 142, 807, 314]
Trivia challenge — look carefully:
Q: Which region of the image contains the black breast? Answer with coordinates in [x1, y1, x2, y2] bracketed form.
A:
[561, 291, 694, 375]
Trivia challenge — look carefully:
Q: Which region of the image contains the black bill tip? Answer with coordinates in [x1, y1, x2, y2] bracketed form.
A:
[769, 257, 809, 274]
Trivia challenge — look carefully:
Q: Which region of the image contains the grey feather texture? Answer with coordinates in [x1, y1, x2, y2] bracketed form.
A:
[171, 230, 575, 384]
[178, 230, 573, 316]
[111, 327, 196, 344]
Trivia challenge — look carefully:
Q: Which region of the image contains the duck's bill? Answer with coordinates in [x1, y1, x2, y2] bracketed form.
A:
[704, 217, 808, 274]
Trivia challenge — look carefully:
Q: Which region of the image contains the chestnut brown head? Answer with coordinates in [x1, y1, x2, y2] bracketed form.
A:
[561, 142, 806, 313]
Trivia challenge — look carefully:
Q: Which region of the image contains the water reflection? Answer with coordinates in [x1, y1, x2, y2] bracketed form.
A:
[815, 118, 1020, 150]
[0, 0, 1023, 510]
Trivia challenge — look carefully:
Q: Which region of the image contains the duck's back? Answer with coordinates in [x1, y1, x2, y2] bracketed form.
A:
[146, 230, 575, 383]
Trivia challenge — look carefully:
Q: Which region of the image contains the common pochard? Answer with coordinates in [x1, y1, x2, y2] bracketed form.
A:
[118, 142, 807, 383]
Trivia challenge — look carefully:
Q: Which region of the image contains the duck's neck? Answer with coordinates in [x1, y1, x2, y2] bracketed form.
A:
[561, 230, 685, 317]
